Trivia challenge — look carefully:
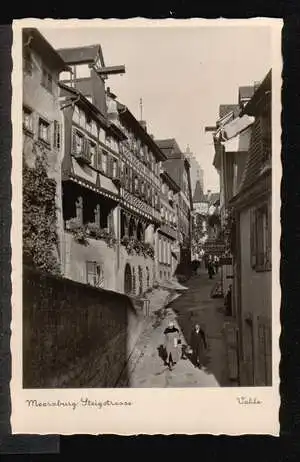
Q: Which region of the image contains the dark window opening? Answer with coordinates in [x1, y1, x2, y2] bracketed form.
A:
[41, 68, 53, 93]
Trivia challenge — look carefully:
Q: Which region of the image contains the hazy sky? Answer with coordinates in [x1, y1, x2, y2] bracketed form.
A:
[41, 23, 272, 193]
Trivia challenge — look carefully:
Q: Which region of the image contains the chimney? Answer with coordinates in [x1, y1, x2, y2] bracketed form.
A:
[139, 120, 147, 132]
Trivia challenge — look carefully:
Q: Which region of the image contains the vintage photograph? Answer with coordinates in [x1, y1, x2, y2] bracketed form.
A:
[20, 20, 276, 393]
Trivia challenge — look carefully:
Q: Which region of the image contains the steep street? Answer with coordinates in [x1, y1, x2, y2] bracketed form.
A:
[128, 269, 229, 387]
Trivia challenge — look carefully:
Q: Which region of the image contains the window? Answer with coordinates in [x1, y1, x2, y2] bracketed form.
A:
[134, 177, 139, 193]
[99, 127, 105, 143]
[89, 141, 96, 162]
[23, 107, 33, 132]
[73, 130, 84, 154]
[250, 203, 271, 271]
[38, 118, 50, 144]
[102, 150, 108, 173]
[105, 134, 112, 147]
[41, 68, 53, 93]
[86, 114, 92, 132]
[53, 120, 61, 150]
[112, 159, 118, 178]
[86, 261, 104, 288]
[92, 121, 98, 137]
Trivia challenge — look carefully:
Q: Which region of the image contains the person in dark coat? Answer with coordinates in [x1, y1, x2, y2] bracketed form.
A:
[189, 323, 207, 369]
[163, 321, 181, 370]
[224, 284, 233, 316]
[207, 256, 215, 279]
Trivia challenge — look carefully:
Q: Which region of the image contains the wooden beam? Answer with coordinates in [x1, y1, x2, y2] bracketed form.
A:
[205, 126, 217, 132]
[96, 65, 126, 76]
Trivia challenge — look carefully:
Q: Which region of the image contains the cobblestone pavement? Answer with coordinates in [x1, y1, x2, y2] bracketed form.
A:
[128, 269, 228, 388]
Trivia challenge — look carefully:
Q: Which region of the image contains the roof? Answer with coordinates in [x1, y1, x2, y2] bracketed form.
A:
[209, 193, 220, 205]
[163, 159, 183, 188]
[241, 70, 272, 116]
[57, 45, 105, 66]
[193, 180, 205, 203]
[234, 74, 272, 196]
[219, 104, 240, 119]
[160, 170, 180, 193]
[23, 28, 70, 72]
[116, 103, 167, 161]
[156, 138, 185, 160]
[239, 86, 255, 101]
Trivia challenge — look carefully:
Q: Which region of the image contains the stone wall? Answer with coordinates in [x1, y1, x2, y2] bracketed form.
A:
[23, 266, 142, 388]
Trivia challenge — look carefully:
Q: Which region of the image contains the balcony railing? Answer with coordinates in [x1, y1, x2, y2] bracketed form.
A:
[121, 190, 161, 221]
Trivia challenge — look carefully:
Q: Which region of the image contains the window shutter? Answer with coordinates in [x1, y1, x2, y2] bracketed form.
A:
[72, 129, 77, 154]
[250, 208, 257, 269]
[108, 156, 113, 177]
[53, 120, 61, 150]
[83, 138, 89, 156]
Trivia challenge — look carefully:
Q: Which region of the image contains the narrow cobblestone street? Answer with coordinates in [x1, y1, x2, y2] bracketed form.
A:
[128, 268, 229, 387]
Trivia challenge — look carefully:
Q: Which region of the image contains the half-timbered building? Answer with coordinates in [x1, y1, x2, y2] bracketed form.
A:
[156, 169, 180, 283]
[106, 90, 167, 295]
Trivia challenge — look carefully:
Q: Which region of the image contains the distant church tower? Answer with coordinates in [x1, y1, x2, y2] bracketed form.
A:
[184, 145, 204, 199]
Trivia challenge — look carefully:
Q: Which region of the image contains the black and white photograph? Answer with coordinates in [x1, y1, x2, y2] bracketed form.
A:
[11, 18, 282, 435]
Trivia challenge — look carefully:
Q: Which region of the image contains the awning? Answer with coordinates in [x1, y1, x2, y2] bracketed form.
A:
[221, 114, 255, 141]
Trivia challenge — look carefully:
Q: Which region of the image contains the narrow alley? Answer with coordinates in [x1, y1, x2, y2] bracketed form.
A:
[127, 268, 229, 388]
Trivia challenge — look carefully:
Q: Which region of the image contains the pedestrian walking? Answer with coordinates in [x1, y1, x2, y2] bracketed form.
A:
[214, 255, 219, 274]
[207, 256, 215, 279]
[224, 284, 233, 316]
[189, 323, 208, 369]
[163, 321, 181, 370]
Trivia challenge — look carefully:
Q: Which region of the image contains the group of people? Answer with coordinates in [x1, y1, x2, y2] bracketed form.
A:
[162, 321, 207, 371]
[206, 254, 219, 279]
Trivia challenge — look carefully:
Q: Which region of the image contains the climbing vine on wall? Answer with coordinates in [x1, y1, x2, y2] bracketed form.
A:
[23, 149, 61, 275]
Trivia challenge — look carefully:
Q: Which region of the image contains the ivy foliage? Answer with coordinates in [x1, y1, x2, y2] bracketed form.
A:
[23, 151, 61, 275]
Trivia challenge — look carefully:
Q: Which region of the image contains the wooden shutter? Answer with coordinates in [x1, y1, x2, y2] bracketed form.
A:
[250, 207, 257, 269]
[72, 129, 77, 154]
[53, 120, 61, 150]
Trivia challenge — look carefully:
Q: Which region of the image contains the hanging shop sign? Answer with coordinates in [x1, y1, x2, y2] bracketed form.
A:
[220, 256, 233, 265]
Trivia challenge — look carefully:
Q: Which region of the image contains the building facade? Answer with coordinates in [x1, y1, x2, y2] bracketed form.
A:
[184, 145, 204, 198]
[231, 71, 272, 386]
[156, 139, 193, 278]
[156, 170, 180, 283]
[55, 43, 167, 296]
[22, 28, 69, 273]
[210, 71, 272, 386]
